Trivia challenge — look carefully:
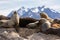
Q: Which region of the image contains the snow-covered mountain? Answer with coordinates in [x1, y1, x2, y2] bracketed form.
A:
[7, 6, 60, 19]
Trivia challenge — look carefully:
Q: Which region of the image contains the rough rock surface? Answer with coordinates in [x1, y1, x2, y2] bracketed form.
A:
[0, 28, 60, 40]
[0, 28, 26, 40]
[28, 33, 60, 40]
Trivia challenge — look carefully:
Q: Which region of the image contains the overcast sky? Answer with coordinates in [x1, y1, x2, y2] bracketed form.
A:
[0, 0, 60, 16]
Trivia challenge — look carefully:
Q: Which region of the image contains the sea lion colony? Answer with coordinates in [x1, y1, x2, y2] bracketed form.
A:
[0, 11, 60, 37]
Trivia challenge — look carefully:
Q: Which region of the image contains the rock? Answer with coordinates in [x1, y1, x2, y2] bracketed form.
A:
[28, 32, 60, 40]
[0, 28, 26, 40]
[0, 28, 60, 40]
[0, 15, 10, 20]
[18, 28, 40, 38]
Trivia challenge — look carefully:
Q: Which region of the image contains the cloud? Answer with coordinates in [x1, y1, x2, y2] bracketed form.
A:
[0, 0, 20, 16]
[17, 0, 60, 13]
[0, 7, 20, 16]
[0, 1, 8, 4]
[0, 0, 60, 16]
[49, 5, 60, 13]
[0, 10, 11, 16]
[36, 0, 60, 12]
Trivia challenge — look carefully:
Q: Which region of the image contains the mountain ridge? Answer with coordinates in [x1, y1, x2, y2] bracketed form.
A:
[7, 6, 60, 19]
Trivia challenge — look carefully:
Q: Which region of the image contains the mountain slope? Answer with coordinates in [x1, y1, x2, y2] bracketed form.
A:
[7, 6, 60, 19]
